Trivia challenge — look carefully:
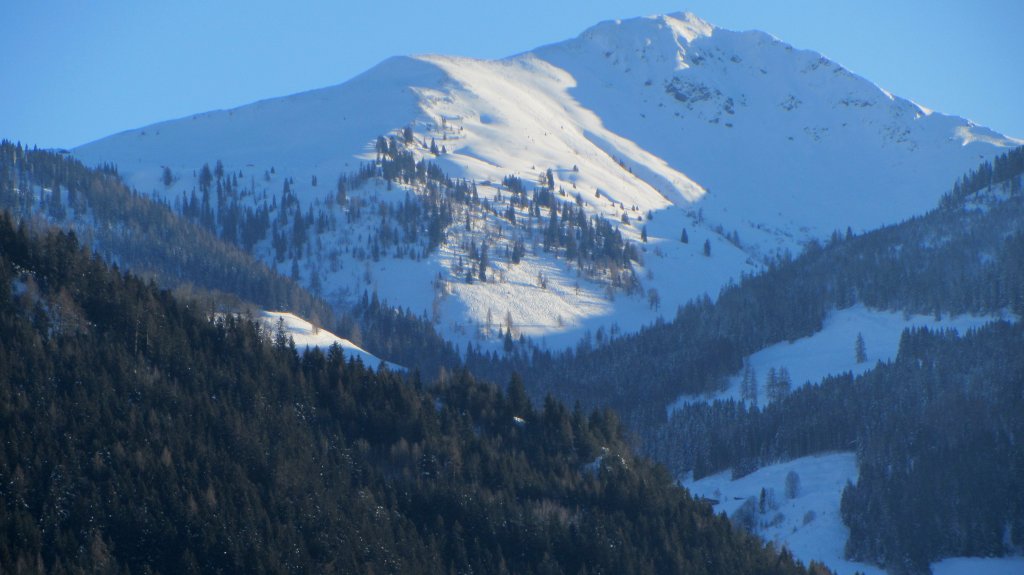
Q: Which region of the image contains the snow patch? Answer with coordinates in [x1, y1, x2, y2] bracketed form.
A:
[259, 311, 397, 370]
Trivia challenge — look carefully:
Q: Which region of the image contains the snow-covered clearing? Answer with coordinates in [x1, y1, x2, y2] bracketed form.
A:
[669, 304, 1015, 414]
[684, 453, 1024, 575]
[683, 452, 884, 575]
[259, 311, 397, 370]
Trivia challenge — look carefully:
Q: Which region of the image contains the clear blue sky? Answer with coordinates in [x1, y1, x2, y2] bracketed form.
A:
[2, 0, 1021, 149]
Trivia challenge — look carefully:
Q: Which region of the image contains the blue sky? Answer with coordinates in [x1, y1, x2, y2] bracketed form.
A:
[2, 0, 1021, 149]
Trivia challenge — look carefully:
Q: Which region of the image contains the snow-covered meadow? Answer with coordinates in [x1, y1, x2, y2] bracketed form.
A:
[669, 304, 1016, 413]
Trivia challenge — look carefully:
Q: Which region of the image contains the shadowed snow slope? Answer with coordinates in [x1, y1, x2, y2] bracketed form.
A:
[684, 451, 1024, 575]
[684, 452, 886, 575]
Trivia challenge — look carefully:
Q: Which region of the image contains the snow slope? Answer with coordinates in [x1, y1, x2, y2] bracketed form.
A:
[684, 453, 1024, 575]
[73, 12, 1021, 350]
[259, 311, 396, 370]
[532, 13, 1020, 250]
[669, 304, 1015, 413]
[684, 452, 884, 575]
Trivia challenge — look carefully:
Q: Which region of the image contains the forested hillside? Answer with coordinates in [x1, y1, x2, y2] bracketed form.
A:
[465, 147, 1024, 434]
[0, 141, 464, 374]
[0, 211, 823, 574]
[0, 141, 331, 321]
[649, 148, 1024, 574]
[662, 322, 1024, 574]
[452, 148, 1024, 574]
[5, 8, 1021, 575]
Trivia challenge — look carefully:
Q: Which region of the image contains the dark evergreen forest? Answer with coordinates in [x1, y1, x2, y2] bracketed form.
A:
[0, 211, 824, 573]
[4, 135, 1021, 574]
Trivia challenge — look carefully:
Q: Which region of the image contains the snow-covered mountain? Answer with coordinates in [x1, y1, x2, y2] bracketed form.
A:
[74, 12, 1020, 351]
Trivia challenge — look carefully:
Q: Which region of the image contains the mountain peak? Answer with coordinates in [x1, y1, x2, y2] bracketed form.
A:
[579, 11, 715, 43]
[73, 11, 1019, 352]
[540, 12, 716, 74]
[661, 11, 716, 41]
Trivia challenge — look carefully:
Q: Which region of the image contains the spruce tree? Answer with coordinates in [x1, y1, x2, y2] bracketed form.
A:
[741, 362, 758, 406]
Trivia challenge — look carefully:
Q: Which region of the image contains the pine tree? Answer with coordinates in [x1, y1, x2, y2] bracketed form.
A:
[741, 363, 758, 406]
[647, 288, 660, 310]
[680, 228, 689, 243]
[765, 368, 778, 402]
[199, 163, 213, 193]
[785, 471, 801, 499]
[503, 328, 514, 352]
[478, 244, 488, 282]
[855, 332, 867, 363]
[766, 367, 790, 403]
[777, 367, 791, 398]
[511, 239, 525, 264]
